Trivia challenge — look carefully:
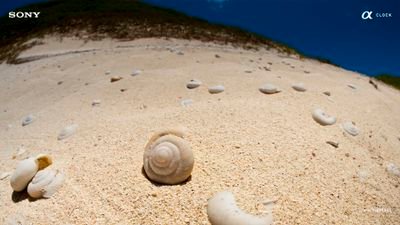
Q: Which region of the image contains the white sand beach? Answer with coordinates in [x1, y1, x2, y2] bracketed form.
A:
[0, 37, 399, 224]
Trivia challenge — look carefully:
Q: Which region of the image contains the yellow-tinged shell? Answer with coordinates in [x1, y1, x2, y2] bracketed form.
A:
[27, 169, 64, 198]
[143, 129, 194, 184]
[10, 154, 52, 192]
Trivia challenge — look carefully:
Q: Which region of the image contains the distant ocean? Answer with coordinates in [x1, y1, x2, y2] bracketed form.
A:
[1, 0, 399, 77]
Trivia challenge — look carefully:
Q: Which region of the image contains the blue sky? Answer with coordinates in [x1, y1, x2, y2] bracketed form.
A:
[1, 0, 399, 76]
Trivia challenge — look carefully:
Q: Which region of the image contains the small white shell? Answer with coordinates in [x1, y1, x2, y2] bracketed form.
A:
[58, 124, 78, 140]
[22, 114, 35, 126]
[143, 129, 194, 184]
[186, 79, 202, 89]
[312, 109, 336, 126]
[27, 169, 64, 198]
[386, 163, 400, 177]
[207, 191, 273, 225]
[292, 83, 306, 92]
[131, 69, 142, 76]
[181, 99, 193, 107]
[10, 154, 52, 192]
[259, 84, 280, 94]
[208, 85, 225, 94]
[341, 121, 359, 136]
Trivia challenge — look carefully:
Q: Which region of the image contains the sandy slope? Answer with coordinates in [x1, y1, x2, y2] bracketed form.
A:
[0, 37, 399, 225]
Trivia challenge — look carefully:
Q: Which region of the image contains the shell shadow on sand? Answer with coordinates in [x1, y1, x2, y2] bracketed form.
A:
[11, 189, 41, 203]
[141, 166, 192, 186]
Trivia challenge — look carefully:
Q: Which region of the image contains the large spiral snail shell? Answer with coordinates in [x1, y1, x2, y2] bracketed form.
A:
[27, 168, 64, 198]
[10, 154, 52, 192]
[143, 129, 194, 185]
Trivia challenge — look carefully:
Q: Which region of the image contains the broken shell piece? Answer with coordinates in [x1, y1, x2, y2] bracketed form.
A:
[131, 69, 142, 76]
[92, 100, 101, 106]
[27, 169, 64, 198]
[323, 91, 331, 96]
[292, 83, 306, 92]
[58, 124, 78, 140]
[22, 114, 35, 126]
[312, 109, 336, 126]
[259, 84, 280, 94]
[208, 85, 225, 94]
[326, 141, 339, 148]
[207, 191, 273, 225]
[186, 79, 202, 89]
[110, 76, 122, 83]
[347, 84, 357, 89]
[386, 163, 400, 177]
[10, 154, 52, 192]
[181, 99, 193, 107]
[143, 129, 194, 184]
[341, 121, 359, 136]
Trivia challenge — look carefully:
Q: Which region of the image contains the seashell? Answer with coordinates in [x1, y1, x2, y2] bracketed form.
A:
[312, 109, 336, 126]
[131, 69, 142, 76]
[323, 91, 331, 96]
[259, 84, 280, 94]
[22, 114, 35, 126]
[27, 168, 64, 198]
[347, 84, 357, 89]
[207, 191, 273, 225]
[208, 85, 225, 94]
[386, 163, 400, 177]
[292, 83, 306, 92]
[110, 76, 122, 83]
[181, 99, 193, 107]
[92, 99, 101, 106]
[326, 141, 339, 148]
[341, 121, 359, 136]
[10, 154, 52, 192]
[58, 124, 78, 140]
[143, 129, 194, 184]
[186, 79, 202, 89]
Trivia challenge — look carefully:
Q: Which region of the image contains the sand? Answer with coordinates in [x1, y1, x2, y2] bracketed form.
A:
[0, 37, 399, 224]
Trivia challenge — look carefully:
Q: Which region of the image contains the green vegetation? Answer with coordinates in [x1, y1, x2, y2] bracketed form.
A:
[0, 0, 300, 64]
[375, 74, 400, 90]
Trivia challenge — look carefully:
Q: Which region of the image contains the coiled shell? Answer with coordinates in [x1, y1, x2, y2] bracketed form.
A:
[259, 84, 280, 94]
[27, 169, 64, 198]
[341, 121, 359, 136]
[10, 154, 52, 192]
[207, 191, 273, 225]
[143, 129, 194, 184]
[312, 109, 336, 126]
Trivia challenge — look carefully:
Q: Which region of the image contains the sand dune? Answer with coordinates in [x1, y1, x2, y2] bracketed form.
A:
[0, 37, 399, 224]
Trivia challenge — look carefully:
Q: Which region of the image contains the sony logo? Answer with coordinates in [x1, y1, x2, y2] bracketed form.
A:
[9, 11, 41, 19]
